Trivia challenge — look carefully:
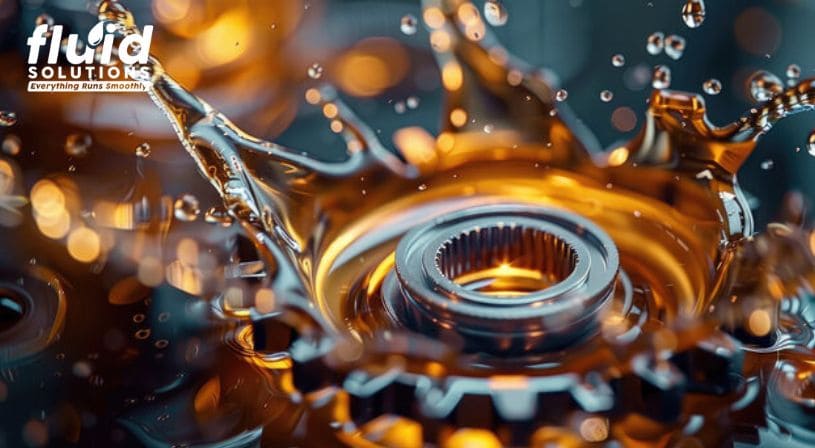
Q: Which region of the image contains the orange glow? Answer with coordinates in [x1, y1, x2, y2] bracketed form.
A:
[607, 147, 629, 167]
[330, 120, 344, 133]
[323, 103, 339, 119]
[92, 200, 134, 230]
[335, 38, 409, 97]
[430, 31, 452, 52]
[31, 180, 65, 219]
[176, 238, 199, 266]
[449, 108, 468, 127]
[444, 428, 502, 448]
[305, 88, 321, 105]
[194, 376, 221, 416]
[442, 62, 464, 91]
[35, 209, 71, 240]
[579, 417, 609, 442]
[748, 309, 772, 336]
[423, 7, 445, 29]
[255, 288, 276, 313]
[67, 227, 101, 263]
[152, 0, 191, 23]
[195, 10, 251, 67]
[393, 127, 439, 172]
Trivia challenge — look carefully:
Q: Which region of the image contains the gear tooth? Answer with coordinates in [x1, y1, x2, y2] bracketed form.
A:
[615, 354, 686, 422]
[345, 369, 417, 424]
[491, 387, 538, 422]
[671, 331, 744, 395]
[570, 373, 615, 413]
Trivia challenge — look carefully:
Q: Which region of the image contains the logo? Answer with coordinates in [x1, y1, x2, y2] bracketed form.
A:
[26, 21, 154, 93]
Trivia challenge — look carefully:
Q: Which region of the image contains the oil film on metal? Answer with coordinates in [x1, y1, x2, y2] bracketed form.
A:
[2, 0, 815, 446]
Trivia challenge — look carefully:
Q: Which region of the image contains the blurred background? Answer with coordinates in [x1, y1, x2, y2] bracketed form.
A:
[0, 0, 813, 227]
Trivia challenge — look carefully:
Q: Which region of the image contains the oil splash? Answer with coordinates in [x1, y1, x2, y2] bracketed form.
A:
[86, 0, 815, 446]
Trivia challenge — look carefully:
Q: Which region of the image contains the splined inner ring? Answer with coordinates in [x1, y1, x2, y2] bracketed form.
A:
[386, 205, 620, 354]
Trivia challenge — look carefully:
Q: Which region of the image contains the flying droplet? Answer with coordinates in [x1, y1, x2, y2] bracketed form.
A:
[611, 54, 625, 68]
[394, 101, 406, 114]
[0, 111, 17, 127]
[406, 96, 419, 109]
[417, 183, 428, 191]
[400, 14, 418, 35]
[555, 89, 568, 102]
[760, 159, 774, 170]
[681, 0, 705, 28]
[483, 124, 494, 134]
[646, 32, 665, 55]
[807, 130, 815, 157]
[786, 63, 801, 81]
[600, 90, 614, 102]
[307, 63, 324, 79]
[174, 194, 200, 221]
[747, 70, 783, 102]
[135, 142, 151, 158]
[664, 34, 686, 60]
[484, 0, 509, 27]
[702, 78, 722, 95]
[65, 133, 92, 157]
[652, 65, 671, 89]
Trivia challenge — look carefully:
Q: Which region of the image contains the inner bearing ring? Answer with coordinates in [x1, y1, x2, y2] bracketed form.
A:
[388, 205, 619, 354]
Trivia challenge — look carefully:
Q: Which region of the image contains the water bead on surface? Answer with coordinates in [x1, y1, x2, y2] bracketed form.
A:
[400, 14, 418, 35]
[646, 32, 665, 55]
[681, 0, 706, 29]
[484, 1, 508, 27]
[611, 54, 625, 68]
[786, 64, 801, 81]
[652, 65, 671, 89]
[664, 35, 686, 60]
[600, 90, 614, 102]
[702, 78, 722, 95]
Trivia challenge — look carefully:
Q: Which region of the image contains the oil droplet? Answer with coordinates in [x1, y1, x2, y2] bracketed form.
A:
[307, 63, 324, 79]
[760, 159, 774, 170]
[483, 124, 494, 134]
[173, 194, 200, 221]
[807, 130, 815, 156]
[600, 90, 614, 102]
[417, 183, 428, 191]
[555, 89, 568, 102]
[786, 63, 801, 81]
[681, 0, 705, 28]
[400, 14, 418, 35]
[703, 78, 722, 95]
[0, 111, 17, 127]
[646, 32, 665, 55]
[747, 70, 783, 102]
[652, 65, 671, 89]
[484, 0, 508, 27]
[135, 142, 151, 158]
[65, 133, 92, 157]
[406, 96, 419, 109]
[664, 34, 686, 60]
[2, 135, 21, 156]
[67, 227, 102, 263]
[394, 101, 406, 114]
[611, 54, 625, 67]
